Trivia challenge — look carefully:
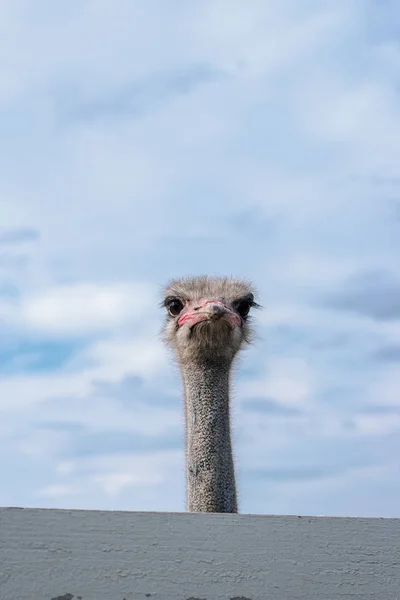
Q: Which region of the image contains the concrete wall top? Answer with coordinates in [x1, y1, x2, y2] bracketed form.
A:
[1, 507, 399, 600]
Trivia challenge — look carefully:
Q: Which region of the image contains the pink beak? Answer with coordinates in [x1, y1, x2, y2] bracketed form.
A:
[177, 299, 241, 328]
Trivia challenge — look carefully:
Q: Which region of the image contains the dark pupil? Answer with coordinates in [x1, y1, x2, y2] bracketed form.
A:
[237, 301, 250, 318]
[168, 299, 183, 316]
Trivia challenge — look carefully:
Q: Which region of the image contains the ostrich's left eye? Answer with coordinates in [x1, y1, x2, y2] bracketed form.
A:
[236, 300, 251, 319]
[167, 298, 184, 316]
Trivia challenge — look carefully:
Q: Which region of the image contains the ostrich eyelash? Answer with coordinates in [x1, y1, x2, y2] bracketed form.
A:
[250, 300, 261, 309]
[161, 296, 181, 308]
[233, 296, 261, 310]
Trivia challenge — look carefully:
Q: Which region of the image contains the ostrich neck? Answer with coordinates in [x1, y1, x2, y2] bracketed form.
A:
[181, 361, 237, 513]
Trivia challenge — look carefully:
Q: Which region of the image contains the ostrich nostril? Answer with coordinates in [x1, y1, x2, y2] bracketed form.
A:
[210, 304, 225, 315]
[207, 303, 229, 318]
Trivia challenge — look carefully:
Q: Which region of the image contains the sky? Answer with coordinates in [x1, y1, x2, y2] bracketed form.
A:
[1, 0, 400, 517]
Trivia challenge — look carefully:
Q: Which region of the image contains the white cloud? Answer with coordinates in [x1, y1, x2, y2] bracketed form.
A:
[56, 461, 76, 476]
[240, 357, 315, 409]
[80, 336, 168, 379]
[259, 303, 400, 348]
[366, 366, 400, 408]
[91, 473, 143, 496]
[37, 484, 76, 498]
[190, 1, 356, 74]
[18, 282, 155, 336]
[353, 413, 400, 435]
[37, 450, 183, 501]
[0, 333, 169, 411]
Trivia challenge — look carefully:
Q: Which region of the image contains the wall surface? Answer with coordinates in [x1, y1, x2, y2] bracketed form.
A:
[1, 507, 399, 600]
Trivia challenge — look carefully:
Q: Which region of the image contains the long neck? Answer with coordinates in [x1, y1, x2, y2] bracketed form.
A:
[180, 361, 237, 513]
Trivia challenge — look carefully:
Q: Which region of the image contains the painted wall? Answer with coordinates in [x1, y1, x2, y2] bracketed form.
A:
[1, 508, 399, 600]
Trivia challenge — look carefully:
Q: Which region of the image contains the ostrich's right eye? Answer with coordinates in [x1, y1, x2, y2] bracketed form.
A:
[167, 298, 184, 316]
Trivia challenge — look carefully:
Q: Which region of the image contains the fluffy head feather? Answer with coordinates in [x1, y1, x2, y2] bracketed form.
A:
[161, 275, 259, 365]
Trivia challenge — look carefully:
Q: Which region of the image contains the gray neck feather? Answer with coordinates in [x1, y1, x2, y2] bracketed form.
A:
[180, 360, 237, 513]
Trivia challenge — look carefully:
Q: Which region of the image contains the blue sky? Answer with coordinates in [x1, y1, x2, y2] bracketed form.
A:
[1, 0, 400, 516]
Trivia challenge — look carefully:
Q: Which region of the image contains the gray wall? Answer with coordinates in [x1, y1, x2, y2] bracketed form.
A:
[1, 507, 399, 600]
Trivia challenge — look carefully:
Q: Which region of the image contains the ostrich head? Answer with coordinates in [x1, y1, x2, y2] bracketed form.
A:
[162, 275, 259, 366]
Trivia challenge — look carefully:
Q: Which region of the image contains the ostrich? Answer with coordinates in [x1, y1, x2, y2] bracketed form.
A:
[162, 275, 259, 513]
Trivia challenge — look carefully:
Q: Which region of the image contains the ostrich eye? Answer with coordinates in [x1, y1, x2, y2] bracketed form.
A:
[166, 298, 184, 316]
[235, 299, 251, 319]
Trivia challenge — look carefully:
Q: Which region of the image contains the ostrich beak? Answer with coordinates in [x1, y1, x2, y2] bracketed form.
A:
[178, 300, 241, 328]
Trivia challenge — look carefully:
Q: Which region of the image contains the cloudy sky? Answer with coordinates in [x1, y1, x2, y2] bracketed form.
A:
[1, 0, 399, 517]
